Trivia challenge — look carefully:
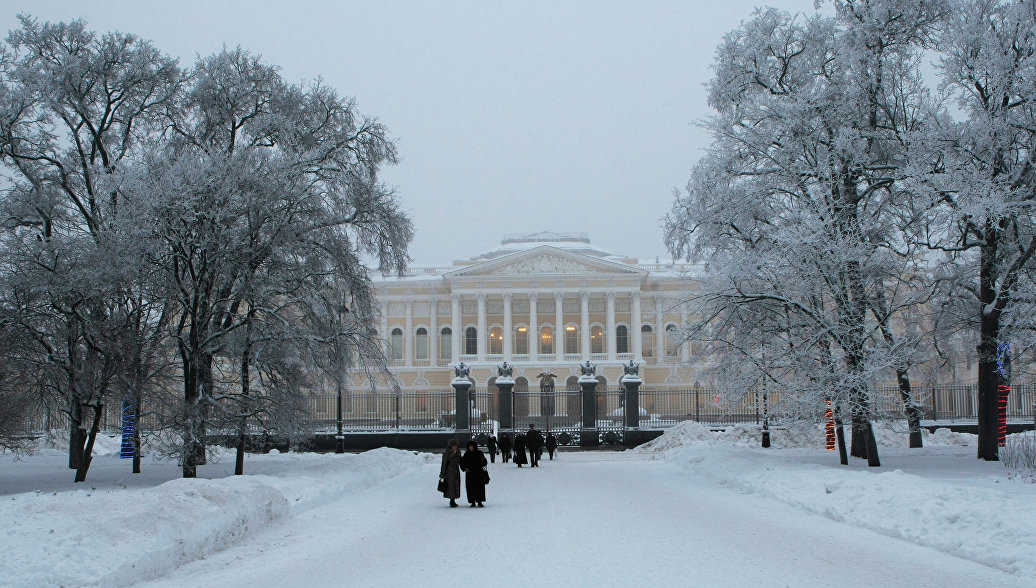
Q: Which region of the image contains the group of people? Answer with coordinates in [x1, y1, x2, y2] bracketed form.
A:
[439, 424, 561, 508]
[487, 424, 558, 467]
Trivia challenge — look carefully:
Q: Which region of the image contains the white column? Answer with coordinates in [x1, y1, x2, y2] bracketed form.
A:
[606, 292, 616, 360]
[404, 300, 413, 365]
[451, 294, 461, 362]
[477, 293, 487, 361]
[554, 292, 564, 361]
[429, 298, 439, 365]
[529, 292, 538, 357]
[380, 300, 389, 353]
[580, 291, 590, 358]
[655, 296, 665, 365]
[681, 302, 690, 362]
[632, 292, 642, 360]
[503, 293, 513, 359]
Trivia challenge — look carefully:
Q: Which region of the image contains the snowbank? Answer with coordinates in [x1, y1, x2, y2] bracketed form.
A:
[1, 448, 433, 588]
[638, 421, 1036, 576]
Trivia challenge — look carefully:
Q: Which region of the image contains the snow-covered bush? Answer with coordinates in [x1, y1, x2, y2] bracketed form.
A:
[1000, 433, 1036, 471]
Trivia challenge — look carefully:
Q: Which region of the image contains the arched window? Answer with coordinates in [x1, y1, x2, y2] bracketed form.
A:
[539, 326, 553, 354]
[390, 328, 403, 360]
[665, 324, 679, 357]
[439, 327, 452, 361]
[641, 325, 654, 358]
[489, 326, 503, 355]
[514, 325, 529, 355]
[590, 325, 604, 354]
[415, 328, 428, 360]
[616, 325, 629, 354]
[465, 327, 478, 355]
[564, 325, 578, 354]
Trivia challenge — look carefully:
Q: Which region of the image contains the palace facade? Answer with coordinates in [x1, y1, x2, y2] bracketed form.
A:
[363, 232, 701, 393]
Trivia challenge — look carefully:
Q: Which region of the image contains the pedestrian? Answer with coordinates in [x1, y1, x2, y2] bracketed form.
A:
[526, 423, 543, 467]
[499, 432, 513, 463]
[512, 432, 528, 467]
[439, 438, 462, 508]
[460, 440, 488, 507]
[487, 434, 498, 463]
[545, 431, 558, 460]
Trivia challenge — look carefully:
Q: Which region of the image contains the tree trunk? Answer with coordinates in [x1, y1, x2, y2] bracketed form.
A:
[977, 234, 1002, 461]
[69, 401, 84, 470]
[895, 370, 923, 448]
[132, 393, 142, 474]
[235, 328, 251, 476]
[835, 407, 849, 466]
[74, 403, 104, 483]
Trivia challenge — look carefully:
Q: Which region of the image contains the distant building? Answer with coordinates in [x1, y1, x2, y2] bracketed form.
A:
[362, 231, 701, 393]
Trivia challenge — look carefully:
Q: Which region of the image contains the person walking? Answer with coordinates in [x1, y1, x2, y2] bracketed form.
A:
[526, 423, 543, 467]
[439, 439, 462, 508]
[512, 432, 528, 467]
[545, 431, 558, 460]
[460, 440, 488, 507]
[486, 434, 498, 463]
[499, 432, 513, 463]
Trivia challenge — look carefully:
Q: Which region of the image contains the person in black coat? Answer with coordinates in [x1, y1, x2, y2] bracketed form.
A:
[512, 432, 528, 467]
[499, 433, 513, 463]
[545, 431, 558, 460]
[526, 424, 544, 467]
[439, 439, 462, 508]
[459, 440, 488, 507]
[486, 434, 498, 463]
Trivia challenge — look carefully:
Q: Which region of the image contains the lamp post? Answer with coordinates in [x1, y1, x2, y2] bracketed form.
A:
[335, 379, 344, 454]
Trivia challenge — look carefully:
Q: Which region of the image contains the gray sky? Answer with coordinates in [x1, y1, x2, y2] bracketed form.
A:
[1, 1, 817, 267]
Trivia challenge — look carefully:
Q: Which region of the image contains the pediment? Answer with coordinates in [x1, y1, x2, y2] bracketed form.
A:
[443, 246, 645, 279]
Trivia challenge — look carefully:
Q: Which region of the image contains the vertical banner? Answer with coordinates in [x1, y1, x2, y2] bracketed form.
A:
[824, 398, 835, 451]
[120, 401, 136, 459]
[996, 342, 1011, 447]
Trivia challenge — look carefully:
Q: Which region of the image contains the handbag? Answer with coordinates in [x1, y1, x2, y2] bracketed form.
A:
[482, 468, 490, 485]
[437, 478, 446, 493]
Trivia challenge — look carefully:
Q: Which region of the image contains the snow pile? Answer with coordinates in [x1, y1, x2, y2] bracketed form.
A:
[633, 420, 716, 452]
[656, 440, 1035, 576]
[637, 420, 981, 454]
[0, 448, 432, 588]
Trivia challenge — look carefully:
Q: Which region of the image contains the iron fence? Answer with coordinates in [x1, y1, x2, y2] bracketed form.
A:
[13, 381, 1035, 441]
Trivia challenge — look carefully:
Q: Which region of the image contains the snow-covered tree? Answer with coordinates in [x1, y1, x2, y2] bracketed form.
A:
[115, 47, 412, 477]
[0, 16, 183, 481]
[666, 1, 945, 464]
[911, 0, 1036, 460]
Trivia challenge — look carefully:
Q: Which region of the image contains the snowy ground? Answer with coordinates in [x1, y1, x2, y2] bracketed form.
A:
[1, 425, 1034, 587]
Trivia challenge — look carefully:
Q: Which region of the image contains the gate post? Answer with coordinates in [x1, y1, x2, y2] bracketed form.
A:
[452, 362, 472, 436]
[621, 372, 642, 429]
[579, 368, 599, 447]
[496, 363, 515, 433]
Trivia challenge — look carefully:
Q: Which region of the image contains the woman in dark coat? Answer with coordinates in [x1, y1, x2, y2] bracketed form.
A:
[440, 439, 462, 507]
[486, 435, 498, 463]
[545, 431, 558, 460]
[460, 440, 488, 507]
[512, 432, 528, 467]
[499, 433, 513, 463]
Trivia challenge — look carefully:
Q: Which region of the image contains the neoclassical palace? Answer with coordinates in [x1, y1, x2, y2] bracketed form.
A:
[363, 232, 700, 393]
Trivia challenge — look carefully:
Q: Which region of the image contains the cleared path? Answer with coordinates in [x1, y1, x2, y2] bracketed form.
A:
[136, 451, 1023, 587]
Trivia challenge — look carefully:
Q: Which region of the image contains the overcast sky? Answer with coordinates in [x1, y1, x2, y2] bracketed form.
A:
[1, 1, 819, 267]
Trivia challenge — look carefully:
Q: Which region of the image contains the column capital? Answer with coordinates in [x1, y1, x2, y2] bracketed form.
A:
[554, 291, 564, 300]
[477, 293, 487, 302]
[503, 292, 513, 302]
[580, 290, 590, 301]
[605, 291, 615, 300]
[529, 292, 538, 301]
[451, 293, 461, 302]
[430, 297, 439, 305]
[632, 291, 641, 300]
